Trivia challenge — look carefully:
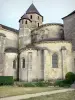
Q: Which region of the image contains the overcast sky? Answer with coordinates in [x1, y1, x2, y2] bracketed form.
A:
[0, 0, 75, 29]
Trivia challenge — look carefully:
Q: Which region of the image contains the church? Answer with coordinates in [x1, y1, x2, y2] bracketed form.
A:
[0, 3, 75, 82]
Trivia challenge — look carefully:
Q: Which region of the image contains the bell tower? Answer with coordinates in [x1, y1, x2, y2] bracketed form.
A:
[19, 3, 43, 49]
[26, 3, 43, 29]
[19, 14, 31, 49]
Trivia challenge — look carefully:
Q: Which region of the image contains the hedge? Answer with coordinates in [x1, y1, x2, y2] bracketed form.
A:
[54, 72, 75, 87]
[54, 79, 71, 87]
[65, 72, 75, 84]
[15, 81, 52, 87]
[0, 76, 14, 85]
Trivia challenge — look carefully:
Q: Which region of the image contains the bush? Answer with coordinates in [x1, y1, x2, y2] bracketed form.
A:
[24, 82, 35, 87]
[15, 81, 52, 87]
[54, 80, 63, 86]
[65, 72, 75, 84]
[54, 72, 75, 87]
[24, 81, 48, 87]
[32, 79, 44, 82]
[34, 81, 46, 87]
[54, 79, 70, 87]
[0, 76, 14, 85]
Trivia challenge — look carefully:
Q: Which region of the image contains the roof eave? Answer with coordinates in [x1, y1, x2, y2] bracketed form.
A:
[62, 10, 75, 20]
[19, 18, 32, 22]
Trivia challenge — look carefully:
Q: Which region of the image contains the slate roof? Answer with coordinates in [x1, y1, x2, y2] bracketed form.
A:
[0, 24, 19, 34]
[19, 14, 31, 22]
[26, 3, 42, 17]
[62, 10, 75, 19]
[19, 3, 43, 22]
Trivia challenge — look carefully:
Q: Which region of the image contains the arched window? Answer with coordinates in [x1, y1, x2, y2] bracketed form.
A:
[25, 20, 27, 24]
[52, 53, 58, 68]
[30, 15, 32, 19]
[22, 58, 25, 68]
[13, 60, 16, 69]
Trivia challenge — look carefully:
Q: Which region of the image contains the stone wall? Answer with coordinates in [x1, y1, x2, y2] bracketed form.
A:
[27, 13, 43, 29]
[63, 13, 75, 50]
[19, 19, 31, 29]
[72, 51, 75, 73]
[35, 41, 73, 80]
[0, 53, 5, 76]
[0, 28, 18, 49]
[4, 53, 18, 79]
[19, 28, 31, 49]
[32, 24, 64, 43]
[0, 28, 18, 77]
[19, 49, 44, 81]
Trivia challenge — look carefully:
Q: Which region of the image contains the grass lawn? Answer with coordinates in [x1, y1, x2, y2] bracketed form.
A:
[22, 90, 75, 100]
[0, 86, 63, 98]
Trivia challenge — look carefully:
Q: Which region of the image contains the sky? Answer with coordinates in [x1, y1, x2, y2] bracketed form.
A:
[0, 0, 75, 29]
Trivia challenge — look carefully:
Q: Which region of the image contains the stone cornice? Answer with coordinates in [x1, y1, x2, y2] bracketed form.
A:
[5, 47, 18, 53]
[32, 40, 71, 44]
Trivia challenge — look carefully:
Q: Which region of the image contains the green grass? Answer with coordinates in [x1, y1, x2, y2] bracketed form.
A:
[22, 90, 75, 100]
[0, 86, 63, 98]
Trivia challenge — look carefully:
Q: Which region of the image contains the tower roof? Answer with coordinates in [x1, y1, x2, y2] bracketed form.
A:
[19, 14, 31, 22]
[26, 3, 42, 16]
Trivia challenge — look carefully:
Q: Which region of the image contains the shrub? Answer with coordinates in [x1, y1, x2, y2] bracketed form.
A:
[54, 79, 63, 86]
[15, 81, 51, 87]
[24, 82, 35, 87]
[0, 76, 14, 85]
[34, 81, 46, 87]
[32, 79, 44, 82]
[24, 81, 46, 87]
[15, 80, 54, 87]
[54, 79, 70, 87]
[65, 72, 75, 84]
[54, 72, 75, 87]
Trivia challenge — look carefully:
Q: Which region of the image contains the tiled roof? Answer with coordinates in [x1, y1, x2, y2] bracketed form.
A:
[0, 24, 19, 34]
[26, 3, 42, 16]
[62, 10, 75, 19]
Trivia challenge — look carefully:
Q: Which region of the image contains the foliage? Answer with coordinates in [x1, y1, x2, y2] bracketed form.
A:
[54, 79, 71, 87]
[14, 80, 53, 87]
[65, 72, 75, 84]
[54, 72, 75, 87]
[0, 76, 14, 85]
[24, 82, 35, 87]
